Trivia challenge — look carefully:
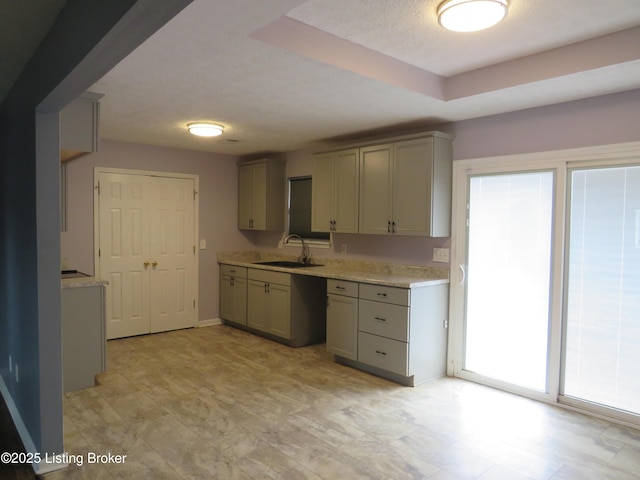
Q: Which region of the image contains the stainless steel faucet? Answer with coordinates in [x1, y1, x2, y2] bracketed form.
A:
[284, 234, 310, 264]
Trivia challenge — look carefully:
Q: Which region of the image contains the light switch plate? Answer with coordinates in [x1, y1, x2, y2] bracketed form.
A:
[433, 248, 450, 263]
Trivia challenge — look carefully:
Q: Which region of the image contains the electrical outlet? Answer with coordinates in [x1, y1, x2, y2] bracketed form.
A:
[433, 248, 450, 263]
[341, 244, 347, 254]
[199, 239, 206, 250]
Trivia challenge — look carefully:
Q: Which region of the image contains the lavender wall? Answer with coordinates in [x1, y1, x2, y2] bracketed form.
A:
[438, 89, 640, 160]
[63, 89, 640, 321]
[61, 140, 253, 322]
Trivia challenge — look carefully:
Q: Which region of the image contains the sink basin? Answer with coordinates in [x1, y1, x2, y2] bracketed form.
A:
[253, 261, 323, 268]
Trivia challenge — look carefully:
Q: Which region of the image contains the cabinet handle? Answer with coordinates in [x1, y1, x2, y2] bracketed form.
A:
[335, 286, 346, 291]
[376, 292, 387, 297]
[387, 220, 391, 233]
[143, 261, 150, 267]
[230, 277, 235, 287]
[152, 261, 158, 267]
[229, 269, 236, 273]
[392, 221, 396, 233]
[375, 350, 387, 356]
[374, 316, 387, 322]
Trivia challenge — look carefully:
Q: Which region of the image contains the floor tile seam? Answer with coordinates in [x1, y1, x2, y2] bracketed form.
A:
[232, 445, 325, 480]
[251, 426, 388, 480]
[448, 436, 565, 480]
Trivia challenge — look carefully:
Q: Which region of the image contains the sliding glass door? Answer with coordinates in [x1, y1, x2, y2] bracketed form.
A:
[451, 150, 640, 424]
[463, 171, 554, 392]
[563, 165, 640, 417]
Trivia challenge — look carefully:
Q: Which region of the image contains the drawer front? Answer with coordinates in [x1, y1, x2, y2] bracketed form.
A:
[248, 268, 291, 286]
[327, 279, 358, 298]
[358, 299, 409, 342]
[359, 283, 409, 306]
[358, 332, 408, 376]
[220, 264, 247, 278]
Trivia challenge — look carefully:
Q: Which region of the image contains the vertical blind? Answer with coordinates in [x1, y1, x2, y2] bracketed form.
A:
[564, 165, 640, 414]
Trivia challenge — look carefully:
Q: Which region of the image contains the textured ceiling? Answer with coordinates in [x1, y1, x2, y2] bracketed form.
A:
[85, 0, 640, 156]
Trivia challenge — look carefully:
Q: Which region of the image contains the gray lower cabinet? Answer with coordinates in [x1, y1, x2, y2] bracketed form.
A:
[326, 279, 359, 360]
[223, 266, 326, 347]
[62, 284, 106, 392]
[219, 265, 248, 325]
[332, 281, 448, 386]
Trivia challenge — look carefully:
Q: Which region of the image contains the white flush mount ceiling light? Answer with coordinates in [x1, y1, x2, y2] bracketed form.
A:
[438, 0, 508, 32]
[187, 122, 224, 137]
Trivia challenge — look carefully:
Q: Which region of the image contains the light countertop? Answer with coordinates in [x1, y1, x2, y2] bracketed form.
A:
[218, 252, 449, 288]
[62, 277, 108, 289]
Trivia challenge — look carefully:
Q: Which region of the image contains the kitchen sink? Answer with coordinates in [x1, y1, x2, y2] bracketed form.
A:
[253, 261, 323, 268]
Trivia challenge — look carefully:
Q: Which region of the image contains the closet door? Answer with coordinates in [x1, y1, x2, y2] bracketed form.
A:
[98, 173, 151, 338]
[148, 176, 196, 334]
[98, 171, 196, 339]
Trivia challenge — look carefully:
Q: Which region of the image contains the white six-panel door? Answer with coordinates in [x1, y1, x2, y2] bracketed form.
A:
[97, 171, 197, 339]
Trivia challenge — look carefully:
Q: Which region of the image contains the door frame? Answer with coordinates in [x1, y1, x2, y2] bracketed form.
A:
[94, 166, 200, 330]
[449, 141, 640, 414]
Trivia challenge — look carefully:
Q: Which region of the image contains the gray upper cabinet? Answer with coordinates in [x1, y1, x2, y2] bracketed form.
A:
[359, 133, 452, 237]
[238, 158, 285, 231]
[311, 148, 359, 233]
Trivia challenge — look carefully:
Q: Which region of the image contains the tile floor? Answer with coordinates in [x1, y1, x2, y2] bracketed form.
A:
[43, 325, 640, 479]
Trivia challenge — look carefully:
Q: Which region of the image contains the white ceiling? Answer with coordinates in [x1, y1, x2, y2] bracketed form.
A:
[9, 0, 640, 157]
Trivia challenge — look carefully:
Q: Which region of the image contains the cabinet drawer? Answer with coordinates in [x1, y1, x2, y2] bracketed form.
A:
[359, 283, 409, 306]
[358, 332, 408, 376]
[358, 299, 409, 342]
[327, 279, 358, 297]
[248, 268, 291, 286]
[220, 264, 247, 278]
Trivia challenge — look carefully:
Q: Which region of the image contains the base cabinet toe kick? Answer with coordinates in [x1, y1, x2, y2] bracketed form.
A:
[327, 280, 449, 387]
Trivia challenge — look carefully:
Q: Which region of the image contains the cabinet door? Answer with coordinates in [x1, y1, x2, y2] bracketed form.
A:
[247, 280, 268, 331]
[359, 144, 392, 235]
[393, 138, 432, 236]
[333, 148, 359, 233]
[220, 275, 234, 321]
[267, 283, 291, 339]
[251, 162, 268, 230]
[327, 293, 358, 360]
[233, 277, 247, 325]
[311, 152, 334, 232]
[238, 164, 254, 229]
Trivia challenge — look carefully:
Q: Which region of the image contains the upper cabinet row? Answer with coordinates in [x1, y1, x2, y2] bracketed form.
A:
[312, 133, 453, 237]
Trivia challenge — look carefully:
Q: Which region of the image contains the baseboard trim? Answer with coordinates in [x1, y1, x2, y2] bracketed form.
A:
[0, 376, 68, 474]
[198, 318, 222, 327]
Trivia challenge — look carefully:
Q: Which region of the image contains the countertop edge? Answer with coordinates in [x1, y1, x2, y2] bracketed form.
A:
[219, 259, 449, 288]
[62, 278, 108, 289]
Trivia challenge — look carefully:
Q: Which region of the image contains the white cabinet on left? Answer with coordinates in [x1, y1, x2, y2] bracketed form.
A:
[60, 92, 102, 162]
[62, 283, 106, 392]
